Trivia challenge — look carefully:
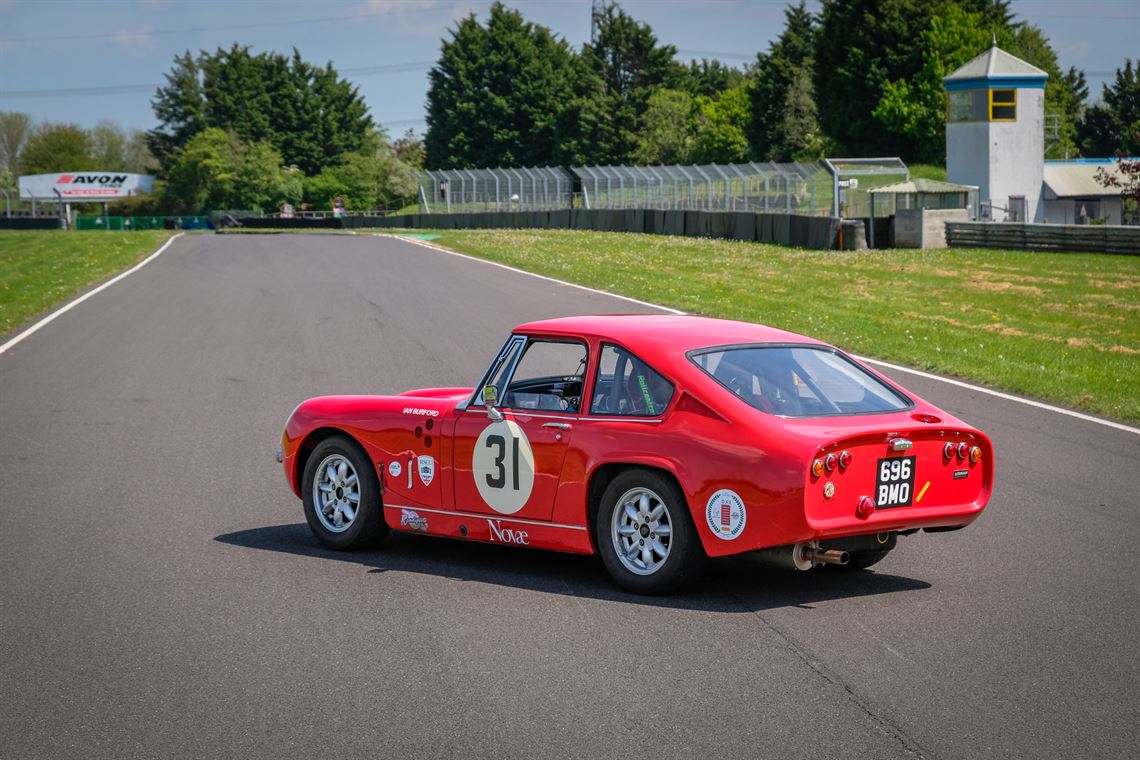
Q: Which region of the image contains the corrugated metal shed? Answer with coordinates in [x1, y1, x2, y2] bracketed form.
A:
[1043, 163, 1124, 199]
[944, 46, 1048, 81]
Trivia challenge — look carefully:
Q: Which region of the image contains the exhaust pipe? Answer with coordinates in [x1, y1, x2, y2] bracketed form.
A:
[751, 543, 850, 571]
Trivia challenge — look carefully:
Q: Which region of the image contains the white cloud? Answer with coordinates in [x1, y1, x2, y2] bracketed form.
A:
[110, 25, 153, 48]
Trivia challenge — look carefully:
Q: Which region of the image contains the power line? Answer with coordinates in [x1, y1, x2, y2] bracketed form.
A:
[0, 61, 434, 99]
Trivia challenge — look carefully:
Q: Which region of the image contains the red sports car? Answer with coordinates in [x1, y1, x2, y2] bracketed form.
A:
[279, 315, 993, 593]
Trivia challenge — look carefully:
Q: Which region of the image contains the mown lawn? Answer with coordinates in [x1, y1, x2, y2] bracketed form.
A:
[0, 230, 174, 337]
[405, 229, 1140, 423]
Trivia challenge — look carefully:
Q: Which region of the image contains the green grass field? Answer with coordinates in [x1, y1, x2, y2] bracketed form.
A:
[403, 229, 1140, 423]
[0, 230, 174, 337]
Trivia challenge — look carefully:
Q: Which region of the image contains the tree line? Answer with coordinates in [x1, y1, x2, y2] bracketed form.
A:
[425, 0, 1140, 170]
[3, 0, 1137, 215]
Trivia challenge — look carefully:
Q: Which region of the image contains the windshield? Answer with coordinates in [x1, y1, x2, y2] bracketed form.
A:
[690, 345, 911, 418]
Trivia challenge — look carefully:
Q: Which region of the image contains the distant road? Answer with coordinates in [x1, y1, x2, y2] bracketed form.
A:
[1, 233, 1136, 759]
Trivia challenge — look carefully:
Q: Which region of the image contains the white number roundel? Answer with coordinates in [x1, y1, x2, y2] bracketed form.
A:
[473, 420, 535, 514]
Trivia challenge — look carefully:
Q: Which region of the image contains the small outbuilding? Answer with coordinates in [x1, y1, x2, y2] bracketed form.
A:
[1041, 160, 1128, 225]
[868, 178, 976, 248]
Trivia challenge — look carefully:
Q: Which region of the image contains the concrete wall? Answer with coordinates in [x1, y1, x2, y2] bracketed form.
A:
[894, 208, 969, 248]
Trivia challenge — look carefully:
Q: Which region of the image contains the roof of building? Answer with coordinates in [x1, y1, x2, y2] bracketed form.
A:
[1043, 162, 1125, 199]
[867, 179, 975, 195]
[944, 46, 1048, 82]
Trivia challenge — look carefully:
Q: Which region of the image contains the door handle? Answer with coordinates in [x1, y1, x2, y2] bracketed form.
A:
[542, 422, 571, 430]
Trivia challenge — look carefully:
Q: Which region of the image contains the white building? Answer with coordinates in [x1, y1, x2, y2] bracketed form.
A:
[944, 45, 1048, 223]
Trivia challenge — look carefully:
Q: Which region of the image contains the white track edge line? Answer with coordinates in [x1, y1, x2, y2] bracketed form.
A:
[388, 234, 684, 315]
[388, 233, 1139, 437]
[0, 232, 185, 357]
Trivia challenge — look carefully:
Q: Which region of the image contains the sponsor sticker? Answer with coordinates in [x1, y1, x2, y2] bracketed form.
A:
[487, 519, 529, 545]
[400, 509, 428, 532]
[417, 455, 435, 487]
[705, 489, 746, 540]
[388, 461, 402, 478]
[403, 407, 439, 417]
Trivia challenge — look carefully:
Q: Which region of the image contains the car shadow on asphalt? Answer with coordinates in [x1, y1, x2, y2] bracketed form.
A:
[215, 523, 931, 613]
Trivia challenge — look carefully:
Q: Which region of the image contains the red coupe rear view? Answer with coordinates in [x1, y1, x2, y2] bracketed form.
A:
[279, 315, 994, 593]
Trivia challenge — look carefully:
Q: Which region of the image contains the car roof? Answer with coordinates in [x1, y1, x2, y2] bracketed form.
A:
[513, 314, 826, 354]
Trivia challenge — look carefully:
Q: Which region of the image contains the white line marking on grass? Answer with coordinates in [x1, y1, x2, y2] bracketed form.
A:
[388, 233, 1138, 436]
[0, 233, 184, 357]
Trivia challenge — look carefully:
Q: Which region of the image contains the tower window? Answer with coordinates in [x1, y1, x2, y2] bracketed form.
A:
[990, 89, 1016, 121]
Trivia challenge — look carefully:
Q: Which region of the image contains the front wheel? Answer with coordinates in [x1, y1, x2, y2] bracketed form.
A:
[302, 436, 387, 550]
[596, 470, 704, 594]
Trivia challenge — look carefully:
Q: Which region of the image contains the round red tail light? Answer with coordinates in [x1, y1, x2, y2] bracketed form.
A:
[943, 442, 955, 459]
[824, 453, 837, 471]
[856, 496, 876, 519]
[811, 458, 825, 477]
[838, 450, 852, 469]
[957, 442, 969, 459]
[970, 446, 982, 463]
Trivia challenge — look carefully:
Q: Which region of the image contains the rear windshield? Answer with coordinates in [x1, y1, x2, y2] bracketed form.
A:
[690, 345, 911, 418]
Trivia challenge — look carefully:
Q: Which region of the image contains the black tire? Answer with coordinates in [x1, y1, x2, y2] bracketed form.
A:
[302, 436, 388, 550]
[595, 469, 705, 594]
[828, 549, 892, 571]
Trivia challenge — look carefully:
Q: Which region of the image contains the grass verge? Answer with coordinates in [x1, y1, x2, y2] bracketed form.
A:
[0, 230, 174, 337]
[401, 229, 1140, 423]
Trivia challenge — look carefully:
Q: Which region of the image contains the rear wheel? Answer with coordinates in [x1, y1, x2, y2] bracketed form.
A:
[596, 470, 704, 594]
[302, 436, 387, 550]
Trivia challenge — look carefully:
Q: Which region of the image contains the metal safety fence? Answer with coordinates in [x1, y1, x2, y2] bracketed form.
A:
[416, 159, 914, 220]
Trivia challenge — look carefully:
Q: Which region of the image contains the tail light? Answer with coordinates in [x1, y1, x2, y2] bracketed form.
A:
[970, 446, 982, 463]
[957, 442, 969, 459]
[838, 450, 851, 469]
[811, 458, 824, 477]
[856, 496, 875, 519]
[824, 453, 837, 471]
[943, 442, 955, 459]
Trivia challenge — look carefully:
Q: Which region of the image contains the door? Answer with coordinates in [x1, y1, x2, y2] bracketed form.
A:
[452, 338, 587, 521]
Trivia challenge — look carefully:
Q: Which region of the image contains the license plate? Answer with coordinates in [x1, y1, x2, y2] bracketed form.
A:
[876, 456, 915, 508]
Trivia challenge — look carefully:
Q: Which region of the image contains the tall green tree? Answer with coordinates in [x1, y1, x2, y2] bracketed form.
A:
[748, 2, 819, 161]
[149, 46, 372, 175]
[1079, 60, 1140, 156]
[814, 0, 1013, 157]
[0, 111, 33, 178]
[90, 120, 128, 170]
[634, 88, 696, 164]
[682, 59, 745, 99]
[691, 85, 751, 163]
[161, 127, 298, 213]
[425, 2, 575, 168]
[19, 124, 95, 174]
[872, 5, 989, 163]
[556, 2, 682, 165]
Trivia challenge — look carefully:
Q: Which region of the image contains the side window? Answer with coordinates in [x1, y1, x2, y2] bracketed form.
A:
[501, 340, 587, 413]
[591, 344, 674, 417]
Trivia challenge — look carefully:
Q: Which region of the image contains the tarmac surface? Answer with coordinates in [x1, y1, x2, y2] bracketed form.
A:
[1, 233, 1137, 759]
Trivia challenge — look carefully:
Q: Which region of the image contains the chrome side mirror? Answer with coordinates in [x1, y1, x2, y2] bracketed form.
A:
[483, 385, 503, 422]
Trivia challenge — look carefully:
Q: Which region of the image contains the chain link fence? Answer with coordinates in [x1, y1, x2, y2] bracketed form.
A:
[418, 167, 573, 213]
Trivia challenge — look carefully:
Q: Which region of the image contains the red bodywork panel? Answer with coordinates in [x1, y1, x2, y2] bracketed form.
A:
[282, 315, 994, 558]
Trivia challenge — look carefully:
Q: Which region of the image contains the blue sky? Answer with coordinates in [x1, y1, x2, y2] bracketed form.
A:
[0, 0, 1137, 136]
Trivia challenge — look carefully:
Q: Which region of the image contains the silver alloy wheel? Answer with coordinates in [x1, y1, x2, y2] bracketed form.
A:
[313, 453, 361, 533]
[611, 486, 673, 576]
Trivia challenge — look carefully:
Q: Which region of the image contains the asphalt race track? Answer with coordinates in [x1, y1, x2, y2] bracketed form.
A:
[1, 233, 1137, 760]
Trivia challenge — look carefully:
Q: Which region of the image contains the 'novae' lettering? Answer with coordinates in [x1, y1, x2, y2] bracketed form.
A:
[487, 519, 529, 545]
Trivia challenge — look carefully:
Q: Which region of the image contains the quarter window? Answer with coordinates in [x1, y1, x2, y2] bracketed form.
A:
[591, 344, 674, 417]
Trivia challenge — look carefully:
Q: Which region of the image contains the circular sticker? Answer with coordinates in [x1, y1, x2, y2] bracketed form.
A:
[473, 420, 535, 514]
[705, 489, 746, 540]
[388, 461, 402, 478]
